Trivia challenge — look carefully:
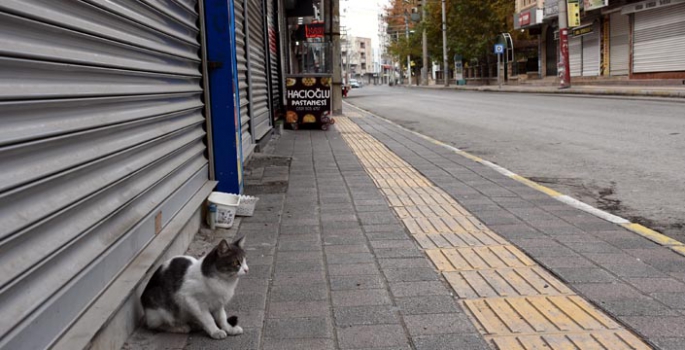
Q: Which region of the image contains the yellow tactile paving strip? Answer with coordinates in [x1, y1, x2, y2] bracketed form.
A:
[335, 116, 651, 350]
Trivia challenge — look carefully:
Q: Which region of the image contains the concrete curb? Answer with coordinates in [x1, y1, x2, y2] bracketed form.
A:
[343, 102, 685, 259]
[403, 84, 685, 99]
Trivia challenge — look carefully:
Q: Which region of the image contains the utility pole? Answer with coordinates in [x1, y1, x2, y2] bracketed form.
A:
[442, 0, 448, 87]
[404, 13, 411, 86]
[558, 0, 571, 88]
[421, 0, 428, 85]
[330, 0, 343, 114]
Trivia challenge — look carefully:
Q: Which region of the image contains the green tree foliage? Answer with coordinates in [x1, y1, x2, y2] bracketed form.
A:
[386, 0, 516, 66]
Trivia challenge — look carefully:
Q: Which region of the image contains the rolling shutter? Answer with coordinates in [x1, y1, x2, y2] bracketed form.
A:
[634, 4, 685, 73]
[267, 0, 281, 113]
[582, 23, 600, 76]
[0, 1, 208, 349]
[569, 35, 582, 77]
[234, 0, 254, 159]
[247, 0, 272, 140]
[610, 12, 630, 76]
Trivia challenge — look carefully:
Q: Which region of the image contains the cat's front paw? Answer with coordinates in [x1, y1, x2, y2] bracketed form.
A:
[227, 325, 243, 336]
[210, 329, 227, 339]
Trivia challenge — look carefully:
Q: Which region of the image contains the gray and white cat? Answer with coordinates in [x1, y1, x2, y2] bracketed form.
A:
[140, 236, 248, 339]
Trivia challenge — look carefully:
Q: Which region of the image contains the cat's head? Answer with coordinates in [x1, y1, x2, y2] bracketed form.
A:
[201, 236, 248, 278]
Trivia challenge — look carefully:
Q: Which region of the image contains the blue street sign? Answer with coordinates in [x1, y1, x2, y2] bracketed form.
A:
[494, 44, 504, 55]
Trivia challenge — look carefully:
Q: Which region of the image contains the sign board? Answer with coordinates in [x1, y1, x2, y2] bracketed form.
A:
[494, 44, 505, 55]
[285, 75, 331, 129]
[519, 11, 532, 27]
[568, 0, 581, 27]
[305, 23, 325, 38]
[544, 0, 560, 19]
[583, 0, 608, 11]
[571, 24, 594, 36]
[621, 0, 685, 14]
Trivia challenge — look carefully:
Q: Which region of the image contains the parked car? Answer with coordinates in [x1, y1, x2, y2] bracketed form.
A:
[349, 79, 361, 88]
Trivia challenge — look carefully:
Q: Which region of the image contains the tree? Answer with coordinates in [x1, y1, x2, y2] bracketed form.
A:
[424, 0, 514, 62]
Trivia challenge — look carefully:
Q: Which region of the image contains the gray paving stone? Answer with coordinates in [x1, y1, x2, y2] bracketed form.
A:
[404, 313, 477, 336]
[329, 274, 386, 291]
[228, 293, 267, 311]
[383, 267, 440, 282]
[267, 301, 331, 319]
[370, 240, 417, 249]
[379, 258, 433, 269]
[651, 337, 685, 350]
[323, 234, 367, 245]
[280, 225, 320, 235]
[337, 324, 409, 349]
[573, 282, 644, 300]
[276, 251, 323, 263]
[621, 316, 685, 338]
[355, 205, 394, 213]
[264, 317, 333, 339]
[273, 271, 327, 285]
[552, 268, 618, 284]
[358, 212, 399, 225]
[275, 260, 324, 273]
[388, 281, 452, 298]
[413, 333, 490, 350]
[602, 297, 681, 316]
[626, 278, 685, 293]
[535, 255, 597, 269]
[328, 263, 381, 276]
[653, 293, 685, 309]
[332, 289, 392, 307]
[278, 240, 322, 252]
[270, 284, 329, 302]
[333, 305, 401, 326]
[374, 248, 426, 259]
[365, 231, 411, 240]
[327, 252, 376, 264]
[324, 244, 370, 254]
[396, 295, 460, 315]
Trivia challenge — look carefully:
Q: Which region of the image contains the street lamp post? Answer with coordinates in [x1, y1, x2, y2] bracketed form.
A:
[442, 0, 448, 87]
[404, 13, 411, 86]
[421, 0, 428, 85]
[558, 0, 571, 88]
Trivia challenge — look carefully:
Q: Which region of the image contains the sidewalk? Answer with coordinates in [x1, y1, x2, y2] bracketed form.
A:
[124, 106, 685, 350]
[408, 83, 685, 99]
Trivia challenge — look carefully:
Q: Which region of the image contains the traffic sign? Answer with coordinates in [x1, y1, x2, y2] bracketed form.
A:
[494, 44, 504, 55]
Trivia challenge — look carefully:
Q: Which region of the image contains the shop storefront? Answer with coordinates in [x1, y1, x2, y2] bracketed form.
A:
[624, 0, 685, 76]
[609, 11, 630, 76]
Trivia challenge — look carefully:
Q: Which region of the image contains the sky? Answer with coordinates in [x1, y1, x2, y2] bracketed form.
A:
[340, 0, 390, 55]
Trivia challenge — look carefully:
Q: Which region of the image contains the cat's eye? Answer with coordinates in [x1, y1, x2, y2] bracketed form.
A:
[234, 260, 241, 266]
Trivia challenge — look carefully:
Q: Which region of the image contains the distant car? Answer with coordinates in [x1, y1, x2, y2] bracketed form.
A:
[349, 79, 361, 88]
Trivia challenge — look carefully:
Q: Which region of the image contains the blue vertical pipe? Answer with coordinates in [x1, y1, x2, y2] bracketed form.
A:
[204, 0, 244, 193]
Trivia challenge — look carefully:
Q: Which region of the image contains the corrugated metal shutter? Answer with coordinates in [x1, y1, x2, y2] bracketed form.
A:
[247, 0, 272, 140]
[234, 0, 254, 159]
[267, 0, 281, 113]
[569, 35, 583, 77]
[582, 23, 600, 76]
[0, 1, 208, 349]
[634, 4, 685, 73]
[610, 12, 630, 75]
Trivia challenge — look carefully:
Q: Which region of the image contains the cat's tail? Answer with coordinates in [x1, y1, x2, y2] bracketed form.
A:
[227, 316, 239, 327]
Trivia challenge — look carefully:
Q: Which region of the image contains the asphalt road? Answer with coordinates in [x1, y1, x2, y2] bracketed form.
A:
[345, 85, 685, 242]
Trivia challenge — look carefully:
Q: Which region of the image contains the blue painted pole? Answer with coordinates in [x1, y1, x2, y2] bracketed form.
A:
[203, 0, 244, 193]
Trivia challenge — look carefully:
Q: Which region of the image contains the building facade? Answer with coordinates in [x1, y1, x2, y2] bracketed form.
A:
[535, 0, 685, 81]
[342, 36, 374, 83]
[0, 0, 285, 349]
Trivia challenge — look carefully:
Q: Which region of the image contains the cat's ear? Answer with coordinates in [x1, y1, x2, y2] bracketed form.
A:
[218, 239, 230, 255]
[233, 235, 246, 249]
